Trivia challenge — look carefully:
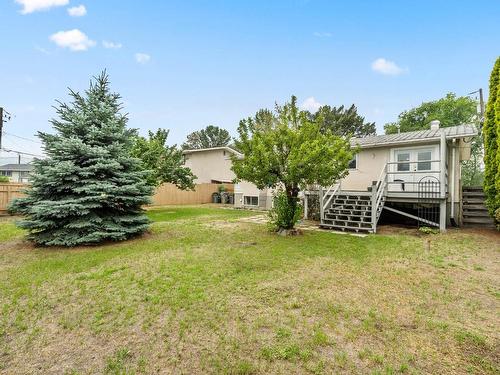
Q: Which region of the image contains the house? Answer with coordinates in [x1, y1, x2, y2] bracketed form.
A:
[183, 146, 237, 184]
[182, 146, 273, 209]
[319, 121, 478, 233]
[0, 163, 33, 183]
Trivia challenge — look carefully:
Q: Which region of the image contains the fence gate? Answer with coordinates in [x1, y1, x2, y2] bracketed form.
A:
[417, 176, 440, 228]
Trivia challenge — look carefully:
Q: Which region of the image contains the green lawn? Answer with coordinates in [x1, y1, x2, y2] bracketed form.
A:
[0, 206, 498, 374]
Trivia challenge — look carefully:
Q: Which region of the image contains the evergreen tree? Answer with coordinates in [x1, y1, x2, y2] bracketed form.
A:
[483, 57, 500, 225]
[309, 104, 376, 137]
[182, 125, 231, 149]
[9, 73, 153, 246]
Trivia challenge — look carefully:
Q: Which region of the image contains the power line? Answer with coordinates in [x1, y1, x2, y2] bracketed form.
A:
[0, 147, 44, 158]
[2, 131, 42, 144]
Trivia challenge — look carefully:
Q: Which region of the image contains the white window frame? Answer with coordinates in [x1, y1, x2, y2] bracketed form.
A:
[348, 154, 358, 170]
[243, 196, 259, 206]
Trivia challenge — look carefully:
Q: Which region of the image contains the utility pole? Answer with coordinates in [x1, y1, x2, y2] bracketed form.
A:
[467, 89, 485, 124]
[479, 88, 485, 122]
[0, 107, 3, 150]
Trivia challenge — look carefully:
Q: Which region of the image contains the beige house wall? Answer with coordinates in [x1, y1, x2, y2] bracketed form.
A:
[234, 181, 273, 209]
[184, 149, 236, 183]
[341, 147, 390, 191]
[341, 139, 470, 199]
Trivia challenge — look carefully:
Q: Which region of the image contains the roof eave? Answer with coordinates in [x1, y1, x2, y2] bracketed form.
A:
[353, 132, 478, 149]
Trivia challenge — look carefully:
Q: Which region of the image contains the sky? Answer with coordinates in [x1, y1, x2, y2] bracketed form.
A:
[0, 0, 499, 163]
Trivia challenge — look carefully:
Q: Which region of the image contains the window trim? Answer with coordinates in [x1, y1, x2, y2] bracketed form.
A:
[348, 154, 358, 170]
[243, 195, 259, 206]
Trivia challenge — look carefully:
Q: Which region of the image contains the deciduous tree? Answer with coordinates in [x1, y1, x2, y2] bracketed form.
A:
[232, 96, 353, 231]
[384, 93, 477, 134]
[132, 128, 195, 190]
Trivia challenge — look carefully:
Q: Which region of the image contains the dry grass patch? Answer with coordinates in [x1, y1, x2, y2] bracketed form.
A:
[0, 207, 498, 374]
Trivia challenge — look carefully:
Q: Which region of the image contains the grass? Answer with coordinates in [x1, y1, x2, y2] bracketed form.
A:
[0, 205, 499, 374]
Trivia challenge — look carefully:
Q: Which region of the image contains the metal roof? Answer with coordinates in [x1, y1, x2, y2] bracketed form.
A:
[351, 124, 478, 148]
[0, 163, 34, 171]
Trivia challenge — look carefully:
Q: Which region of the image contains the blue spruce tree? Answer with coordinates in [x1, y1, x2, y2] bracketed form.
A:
[9, 73, 153, 246]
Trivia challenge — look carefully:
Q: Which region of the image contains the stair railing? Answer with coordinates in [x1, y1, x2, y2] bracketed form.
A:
[371, 163, 388, 233]
[321, 183, 340, 215]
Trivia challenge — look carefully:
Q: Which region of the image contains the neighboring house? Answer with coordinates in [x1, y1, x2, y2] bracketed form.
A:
[182, 146, 273, 209]
[0, 164, 33, 183]
[183, 147, 237, 184]
[319, 121, 477, 233]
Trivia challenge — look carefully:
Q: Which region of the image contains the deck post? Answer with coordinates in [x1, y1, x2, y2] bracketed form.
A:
[440, 131, 447, 199]
[439, 200, 446, 232]
[319, 187, 324, 223]
[371, 181, 377, 233]
[439, 130, 447, 232]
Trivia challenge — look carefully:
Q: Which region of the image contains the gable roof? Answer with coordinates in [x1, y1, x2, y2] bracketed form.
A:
[182, 146, 243, 157]
[0, 163, 34, 172]
[351, 124, 477, 149]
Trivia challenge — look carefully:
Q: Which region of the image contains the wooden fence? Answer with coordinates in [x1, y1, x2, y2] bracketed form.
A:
[0, 183, 27, 213]
[151, 183, 233, 206]
[0, 182, 233, 213]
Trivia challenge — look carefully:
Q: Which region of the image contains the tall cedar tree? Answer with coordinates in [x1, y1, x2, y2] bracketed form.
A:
[309, 104, 376, 137]
[182, 125, 231, 150]
[232, 96, 353, 230]
[9, 73, 153, 246]
[132, 128, 196, 189]
[484, 57, 500, 225]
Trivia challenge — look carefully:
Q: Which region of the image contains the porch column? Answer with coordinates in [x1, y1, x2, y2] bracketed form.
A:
[440, 131, 446, 199]
[439, 200, 447, 232]
[439, 131, 447, 232]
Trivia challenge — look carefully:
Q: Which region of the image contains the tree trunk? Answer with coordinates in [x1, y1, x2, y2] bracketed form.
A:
[283, 184, 300, 230]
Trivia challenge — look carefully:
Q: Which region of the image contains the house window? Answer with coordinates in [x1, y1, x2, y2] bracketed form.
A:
[348, 155, 357, 170]
[244, 196, 258, 206]
[0, 171, 12, 177]
[417, 151, 432, 171]
[396, 152, 410, 172]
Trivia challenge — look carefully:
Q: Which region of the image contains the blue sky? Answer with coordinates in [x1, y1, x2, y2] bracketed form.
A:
[0, 0, 499, 161]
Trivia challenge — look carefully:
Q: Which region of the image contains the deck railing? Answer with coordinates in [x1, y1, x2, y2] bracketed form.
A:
[384, 159, 445, 194]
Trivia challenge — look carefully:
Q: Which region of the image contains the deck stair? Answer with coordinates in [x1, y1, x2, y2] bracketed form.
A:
[321, 192, 383, 233]
[462, 187, 495, 228]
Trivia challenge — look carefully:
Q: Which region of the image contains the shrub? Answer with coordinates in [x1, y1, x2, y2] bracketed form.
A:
[0, 176, 9, 183]
[268, 191, 302, 231]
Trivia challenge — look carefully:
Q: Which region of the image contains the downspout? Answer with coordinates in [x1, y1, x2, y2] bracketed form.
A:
[450, 139, 457, 226]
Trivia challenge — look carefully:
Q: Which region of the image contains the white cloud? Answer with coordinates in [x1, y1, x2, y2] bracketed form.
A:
[371, 58, 406, 76]
[313, 32, 332, 38]
[67, 5, 87, 17]
[16, 0, 69, 14]
[301, 97, 322, 112]
[49, 29, 96, 51]
[135, 53, 151, 64]
[103, 40, 122, 49]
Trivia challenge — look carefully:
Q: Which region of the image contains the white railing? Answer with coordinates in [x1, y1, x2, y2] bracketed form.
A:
[372, 163, 388, 232]
[322, 183, 340, 212]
